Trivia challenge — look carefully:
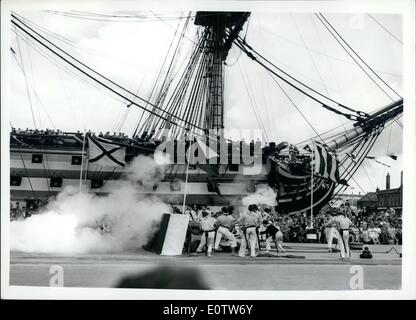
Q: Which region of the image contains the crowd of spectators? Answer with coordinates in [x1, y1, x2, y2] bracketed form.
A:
[10, 201, 34, 221]
[273, 206, 402, 245]
[10, 200, 46, 221]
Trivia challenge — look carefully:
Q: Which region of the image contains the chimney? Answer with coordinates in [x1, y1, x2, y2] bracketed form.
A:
[386, 172, 390, 190]
[401, 170, 403, 186]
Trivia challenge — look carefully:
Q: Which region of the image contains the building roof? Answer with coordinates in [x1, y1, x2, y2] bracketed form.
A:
[376, 186, 402, 195]
[358, 192, 378, 203]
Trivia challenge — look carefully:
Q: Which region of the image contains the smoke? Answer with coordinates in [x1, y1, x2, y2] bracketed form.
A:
[241, 186, 277, 207]
[126, 152, 170, 188]
[10, 154, 171, 254]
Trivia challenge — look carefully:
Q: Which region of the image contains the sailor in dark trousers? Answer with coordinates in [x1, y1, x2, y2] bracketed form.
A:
[260, 220, 286, 253]
[214, 207, 238, 255]
[238, 204, 262, 257]
[195, 211, 217, 257]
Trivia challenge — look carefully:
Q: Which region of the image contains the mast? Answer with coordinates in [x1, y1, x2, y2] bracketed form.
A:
[195, 12, 250, 131]
[207, 26, 225, 130]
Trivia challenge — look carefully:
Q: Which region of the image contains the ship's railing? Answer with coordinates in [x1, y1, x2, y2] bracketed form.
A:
[10, 130, 84, 149]
[10, 129, 302, 167]
[10, 129, 143, 149]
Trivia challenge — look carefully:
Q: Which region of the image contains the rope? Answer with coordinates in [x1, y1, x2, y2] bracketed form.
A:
[236, 54, 270, 141]
[11, 16, 205, 133]
[317, 13, 402, 101]
[236, 36, 366, 116]
[14, 12, 185, 78]
[291, 14, 331, 97]
[366, 14, 403, 45]
[14, 26, 37, 129]
[334, 129, 382, 196]
[12, 25, 145, 107]
[234, 39, 364, 121]
[13, 30, 54, 197]
[150, 33, 206, 134]
[137, 14, 188, 136]
[360, 162, 376, 190]
[267, 71, 325, 144]
[16, 146, 36, 198]
[10, 47, 57, 129]
[256, 22, 403, 79]
[310, 14, 350, 136]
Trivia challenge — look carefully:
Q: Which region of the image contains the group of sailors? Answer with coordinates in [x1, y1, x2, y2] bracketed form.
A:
[183, 202, 356, 259]
[184, 204, 285, 258]
[98, 131, 129, 140]
[10, 127, 136, 146]
[11, 127, 64, 136]
[10, 127, 86, 148]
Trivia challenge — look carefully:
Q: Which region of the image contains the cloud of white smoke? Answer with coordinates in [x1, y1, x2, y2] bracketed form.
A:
[241, 186, 277, 207]
[125, 152, 170, 188]
[10, 154, 171, 254]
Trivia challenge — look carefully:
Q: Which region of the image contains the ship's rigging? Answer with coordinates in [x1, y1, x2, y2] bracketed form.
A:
[9, 11, 403, 212]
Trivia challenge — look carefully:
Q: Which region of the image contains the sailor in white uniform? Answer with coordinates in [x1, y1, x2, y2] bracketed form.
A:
[238, 204, 262, 257]
[214, 207, 238, 255]
[334, 210, 353, 259]
[195, 211, 217, 257]
[324, 212, 341, 252]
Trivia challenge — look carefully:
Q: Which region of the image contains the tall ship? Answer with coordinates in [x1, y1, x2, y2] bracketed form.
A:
[9, 11, 403, 215]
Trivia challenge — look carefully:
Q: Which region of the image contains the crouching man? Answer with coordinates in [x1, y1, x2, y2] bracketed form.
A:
[324, 212, 341, 252]
[260, 220, 286, 253]
[360, 246, 373, 259]
[214, 207, 238, 256]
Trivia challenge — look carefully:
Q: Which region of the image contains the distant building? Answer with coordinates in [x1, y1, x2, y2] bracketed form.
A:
[377, 188, 402, 211]
[376, 171, 402, 213]
[355, 171, 402, 214]
[357, 192, 378, 210]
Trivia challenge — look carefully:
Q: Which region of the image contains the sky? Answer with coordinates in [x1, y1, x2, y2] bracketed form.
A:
[6, 9, 404, 195]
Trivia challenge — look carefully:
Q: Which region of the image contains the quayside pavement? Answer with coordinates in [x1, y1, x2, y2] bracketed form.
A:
[8, 244, 401, 290]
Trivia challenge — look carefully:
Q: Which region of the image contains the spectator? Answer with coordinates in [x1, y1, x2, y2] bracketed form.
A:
[25, 206, 35, 218]
[14, 202, 25, 220]
[10, 203, 16, 221]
